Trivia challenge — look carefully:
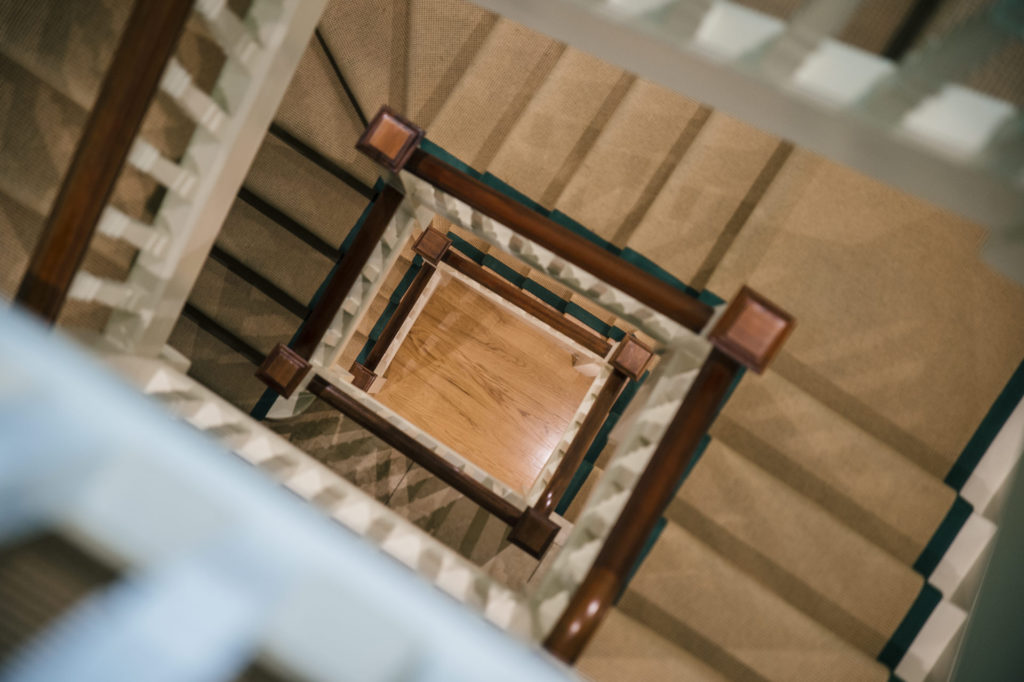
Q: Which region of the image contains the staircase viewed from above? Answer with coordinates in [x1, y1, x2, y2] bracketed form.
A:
[2, 0, 1024, 681]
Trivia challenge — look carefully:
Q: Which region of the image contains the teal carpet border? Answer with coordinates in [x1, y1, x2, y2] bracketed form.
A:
[945, 357, 1024, 490]
[878, 583, 942, 669]
[913, 496, 973, 577]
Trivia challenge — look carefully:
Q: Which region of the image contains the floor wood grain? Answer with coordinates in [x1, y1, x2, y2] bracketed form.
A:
[375, 275, 594, 492]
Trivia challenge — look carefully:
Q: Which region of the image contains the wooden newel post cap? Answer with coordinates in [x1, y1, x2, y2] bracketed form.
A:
[709, 286, 794, 373]
[610, 335, 654, 381]
[356, 105, 425, 172]
[412, 226, 452, 265]
[256, 343, 311, 398]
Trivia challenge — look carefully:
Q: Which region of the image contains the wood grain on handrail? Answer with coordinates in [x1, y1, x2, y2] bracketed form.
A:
[14, 0, 194, 322]
[405, 149, 714, 333]
[292, 185, 404, 359]
[441, 249, 612, 357]
[308, 374, 523, 526]
[542, 348, 742, 663]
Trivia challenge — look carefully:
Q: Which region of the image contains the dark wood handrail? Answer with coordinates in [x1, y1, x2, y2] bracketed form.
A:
[543, 348, 742, 662]
[362, 264, 436, 371]
[292, 184, 405, 359]
[533, 370, 629, 517]
[354, 107, 713, 333]
[307, 374, 523, 526]
[405, 149, 714, 333]
[14, 0, 194, 322]
[441, 250, 612, 356]
[542, 286, 794, 662]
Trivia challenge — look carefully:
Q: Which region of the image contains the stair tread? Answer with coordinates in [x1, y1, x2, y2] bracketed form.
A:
[317, 0, 397, 119]
[0, 188, 44, 299]
[623, 523, 889, 682]
[672, 438, 923, 656]
[274, 38, 381, 188]
[406, 0, 497, 126]
[245, 133, 370, 251]
[711, 369, 957, 565]
[187, 257, 302, 357]
[579, 608, 728, 682]
[487, 47, 626, 206]
[167, 314, 265, 413]
[214, 197, 334, 308]
[553, 79, 702, 244]
[428, 17, 562, 170]
[705, 149, 1024, 478]
[626, 111, 781, 286]
[0, 0, 131, 110]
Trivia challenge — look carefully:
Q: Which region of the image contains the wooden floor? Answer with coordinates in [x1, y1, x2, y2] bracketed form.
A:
[375, 275, 594, 492]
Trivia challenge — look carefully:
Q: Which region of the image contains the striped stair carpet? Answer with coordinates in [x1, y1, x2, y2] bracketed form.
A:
[318, 1, 1024, 679]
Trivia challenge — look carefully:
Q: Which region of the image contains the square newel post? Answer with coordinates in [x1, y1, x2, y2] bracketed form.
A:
[355, 105, 425, 173]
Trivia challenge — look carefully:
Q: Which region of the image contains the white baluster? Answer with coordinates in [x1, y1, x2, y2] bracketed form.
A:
[127, 139, 198, 199]
[862, 6, 1019, 124]
[160, 57, 229, 134]
[68, 272, 147, 312]
[195, 0, 261, 68]
[96, 206, 171, 256]
[756, 0, 864, 79]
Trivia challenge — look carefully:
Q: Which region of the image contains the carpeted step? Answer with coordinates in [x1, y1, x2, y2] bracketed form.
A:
[0, 51, 87, 217]
[273, 38, 381, 189]
[625, 111, 784, 289]
[670, 438, 924, 657]
[710, 369, 957, 566]
[386, 463, 538, 589]
[486, 47, 629, 207]
[578, 609, 728, 682]
[244, 132, 371, 251]
[0, 0, 131, 111]
[186, 257, 303, 357]
[553, 79, 704, 246]
[0, 189, 43, 299]
[266, 399, 412, 503]
[405, 0, 497, 127]
[427, 17, 563, 171]
[167, 314, 266, 412]
[214, 197, 334, 309]
[705, 150, 1024, 481]
[621, 522, 889, 682]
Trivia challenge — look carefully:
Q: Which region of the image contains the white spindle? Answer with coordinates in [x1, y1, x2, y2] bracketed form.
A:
[195, 0, 261, 67]
[68, 272, 147, 312]
[96, 206, 171, 256]
[160, 57, 229, 134]
[127, 139, 198, 199]
[757, 0, 864, 79]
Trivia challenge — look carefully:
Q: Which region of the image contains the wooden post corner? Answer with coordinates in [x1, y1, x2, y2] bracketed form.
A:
[709, 286, 794, 373]
[412, 227, 452, 265]
[256, 343, 311, 398]
[349, 362, 378, 391]
[610, 334, 654, 381]
[355, 105, 425, 172]
[508, 506, 561, 559]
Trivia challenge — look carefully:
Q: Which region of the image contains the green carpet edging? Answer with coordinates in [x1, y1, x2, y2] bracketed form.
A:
[481, 254, 527, 287]
[945, 357, 1024, 490]
[878, 582, 943, 669]
[913, 496, 974, 577]
[251, 179, 388, 421]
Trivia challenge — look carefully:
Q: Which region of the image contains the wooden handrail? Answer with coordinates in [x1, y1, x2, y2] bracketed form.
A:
[354, 107, 714, 333]
[534, 370, 629, 517]
[292, 184, 405, 359]
[361, 264, 436, 371]
[14, 0, 194, 322]
[442, 250, 613, 357]
[542, 287, 794, 662]
[307, 374, 523, 526]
